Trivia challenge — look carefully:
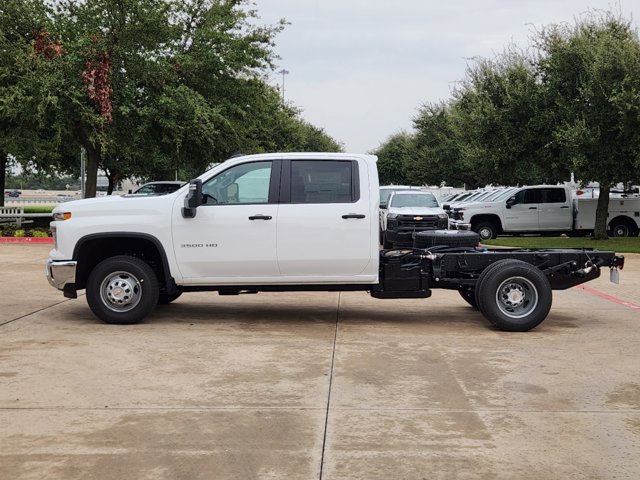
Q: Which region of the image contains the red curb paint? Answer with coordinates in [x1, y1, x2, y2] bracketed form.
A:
[577, 285, 640, 310]
[0, 237, 53, 244]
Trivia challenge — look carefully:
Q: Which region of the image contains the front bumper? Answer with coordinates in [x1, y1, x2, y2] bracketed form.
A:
[449, 220, 471, 231]
[46, 259, 77, 291]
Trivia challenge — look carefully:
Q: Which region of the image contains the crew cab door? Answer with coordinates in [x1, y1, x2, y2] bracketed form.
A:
[172, 160, 280, 281]
[537, 187, 572, 230]
[276, 159, 374, 277]
[503, 188, 541, 231]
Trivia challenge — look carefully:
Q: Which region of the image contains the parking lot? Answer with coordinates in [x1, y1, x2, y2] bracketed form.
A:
[1, 243, 639, 479]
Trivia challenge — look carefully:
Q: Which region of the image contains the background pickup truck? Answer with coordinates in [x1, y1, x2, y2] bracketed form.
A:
[449, 184, 640, 240]
[380, 190, 449, 248]
[46, 153, 624, 332]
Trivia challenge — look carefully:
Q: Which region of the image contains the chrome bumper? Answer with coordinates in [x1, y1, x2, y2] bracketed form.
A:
[449, 220, 472, 231]
[46, 259, 77, 290]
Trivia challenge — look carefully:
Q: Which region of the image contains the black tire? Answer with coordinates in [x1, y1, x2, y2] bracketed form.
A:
[458, 288, 478, 309]
[473, 221, 498, 240]
[473, 259, 526, 313]
[86, 255, 160, 325]
[476, 260, 552, 332]
[413, 230, 479, 248]
[158, 291, 183, 305]
[608, 218, 638, 237]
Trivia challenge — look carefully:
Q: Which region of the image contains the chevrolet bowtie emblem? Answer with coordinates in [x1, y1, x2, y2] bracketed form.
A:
[414, 216, 424, 221]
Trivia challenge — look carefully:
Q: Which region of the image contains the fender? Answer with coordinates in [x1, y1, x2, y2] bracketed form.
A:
[72, 232, 176, 292]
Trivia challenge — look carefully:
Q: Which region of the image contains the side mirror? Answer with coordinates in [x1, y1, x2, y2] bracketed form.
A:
[182, 179, 203, 218]
[506, 197, 516, 209]
[380, 203, 387, 210]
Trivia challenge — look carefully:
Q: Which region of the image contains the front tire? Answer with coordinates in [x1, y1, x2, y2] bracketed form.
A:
[86, 256, 159, 325]
[476, 260, 552, 332]
[473, 221, 498, 241]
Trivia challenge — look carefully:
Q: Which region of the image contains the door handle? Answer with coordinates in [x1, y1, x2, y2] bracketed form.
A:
[342, 214, 366, 219]
[248, 215, 272, 220]
[561, 206, 570, 209]
[529, 207, 537, 210]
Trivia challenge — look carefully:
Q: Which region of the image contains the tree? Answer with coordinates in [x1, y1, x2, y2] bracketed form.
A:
[449, 51, 568, 187]
[413, 102, 467, 187]
[19, 0, 288, 197]
[0, 0, 63, 205]
[373, 132, 415, 185]
[537, 12, 640, 238]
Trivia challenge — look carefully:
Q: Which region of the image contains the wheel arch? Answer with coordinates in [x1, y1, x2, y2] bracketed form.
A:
[73, 233, 173, 291]
[470, 214, 503, 233]
[608, 215, 639, 236]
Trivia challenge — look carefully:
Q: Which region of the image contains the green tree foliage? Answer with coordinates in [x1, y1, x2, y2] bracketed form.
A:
[1, 0, 341, 197]
[374, 132, 414, 185]
[451, 51, 569, 186]
[413, 102, 467, 187]
[537, 12, 640, 238]
[378, 11, 640, 237]
[0, 0, 65, 205]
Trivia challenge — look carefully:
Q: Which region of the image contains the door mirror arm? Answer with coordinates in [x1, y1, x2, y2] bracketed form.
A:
[182, 179, 203, 218]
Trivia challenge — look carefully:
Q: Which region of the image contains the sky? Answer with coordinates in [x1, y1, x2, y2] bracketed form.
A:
[254, 0, 637, 153]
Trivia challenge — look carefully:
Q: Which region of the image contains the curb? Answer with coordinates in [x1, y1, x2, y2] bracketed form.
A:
[0, 237, 53, 244]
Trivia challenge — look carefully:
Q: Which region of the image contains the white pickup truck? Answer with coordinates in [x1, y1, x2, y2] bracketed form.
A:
[46, 153, 624, 332]
[449, 185, 640, 240]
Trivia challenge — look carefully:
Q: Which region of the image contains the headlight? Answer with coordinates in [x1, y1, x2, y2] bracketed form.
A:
[387, 213, 398, 220]
[53, 212, 72, 221]
[437, 213, 448, 219]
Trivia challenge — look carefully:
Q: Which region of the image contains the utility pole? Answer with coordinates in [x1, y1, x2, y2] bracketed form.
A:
[277, 69, 289, 104]
[80, 147, 86, 199]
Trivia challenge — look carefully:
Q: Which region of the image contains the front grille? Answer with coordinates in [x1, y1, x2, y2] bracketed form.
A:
[397, 215, 440, 229]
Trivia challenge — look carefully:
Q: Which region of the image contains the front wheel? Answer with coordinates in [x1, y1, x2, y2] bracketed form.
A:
[476, 260, 552, 332]
[86, 255, 159, 324]
[473, 222, 498, 240]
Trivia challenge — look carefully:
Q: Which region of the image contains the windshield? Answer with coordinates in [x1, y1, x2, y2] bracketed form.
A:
[390, 193, 439, 208]
[492, 188, 518, 201]
[380, 187, 410, 205]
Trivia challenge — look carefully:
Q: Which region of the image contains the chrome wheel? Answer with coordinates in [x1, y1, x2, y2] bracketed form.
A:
[495, 276, 539, 319]
[100, 271, 142, 313]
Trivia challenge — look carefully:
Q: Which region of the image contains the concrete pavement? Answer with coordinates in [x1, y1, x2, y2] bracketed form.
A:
[1, 244, 639, 479]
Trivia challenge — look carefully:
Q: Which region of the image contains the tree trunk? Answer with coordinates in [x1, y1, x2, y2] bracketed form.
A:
[593, 184, 610, 240]
[76, 125, 101, 198]
[0, 152, 6, 207]
[84, 147, 99, 198]
[105, 168, 120, 195]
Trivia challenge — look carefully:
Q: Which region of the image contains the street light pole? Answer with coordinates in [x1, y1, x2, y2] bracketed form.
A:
[277, 68, 289, 104]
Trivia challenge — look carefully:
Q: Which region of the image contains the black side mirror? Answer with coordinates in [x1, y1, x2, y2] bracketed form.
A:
[506, 197, 516, 209]
[380, 202, 387, 210]
[182, 179, 203, 218]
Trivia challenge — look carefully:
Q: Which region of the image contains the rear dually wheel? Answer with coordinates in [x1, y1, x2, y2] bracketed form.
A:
[476, 260, 552, 332]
